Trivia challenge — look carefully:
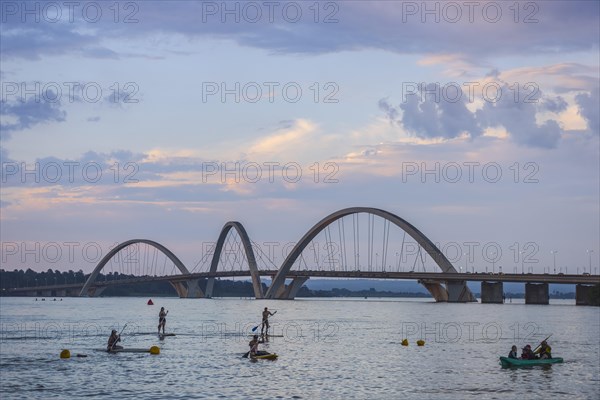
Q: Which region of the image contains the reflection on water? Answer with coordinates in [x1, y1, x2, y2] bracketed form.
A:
[1, 297, 598, 399]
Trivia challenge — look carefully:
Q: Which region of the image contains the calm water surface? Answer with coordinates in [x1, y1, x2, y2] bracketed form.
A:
[1, 297, 599, 399]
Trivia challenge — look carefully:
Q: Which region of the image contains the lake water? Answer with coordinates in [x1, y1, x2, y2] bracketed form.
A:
[1, 297, 599, 399]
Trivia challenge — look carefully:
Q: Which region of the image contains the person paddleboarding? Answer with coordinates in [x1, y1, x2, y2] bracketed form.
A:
[158, 307, 168, 335]
[261, 307, 276, 336]
[107, 329, 123, 351]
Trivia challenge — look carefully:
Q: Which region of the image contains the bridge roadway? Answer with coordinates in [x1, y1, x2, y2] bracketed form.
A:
[5, 271, 600, 294]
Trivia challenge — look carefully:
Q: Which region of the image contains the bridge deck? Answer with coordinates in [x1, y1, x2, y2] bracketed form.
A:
[5, 271, 599, 294]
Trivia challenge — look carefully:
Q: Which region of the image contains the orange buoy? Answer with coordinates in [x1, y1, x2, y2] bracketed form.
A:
[147, 299, 154, 305]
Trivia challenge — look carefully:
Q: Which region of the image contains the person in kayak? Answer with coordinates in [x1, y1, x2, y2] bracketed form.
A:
[535, 340, 552, 359]
[508, 345, 518, 359]
[158, 307, 168, 334]
[261, 307, 276, 336]
[521, 345, 534, 359]
[107, 329, 123, 351]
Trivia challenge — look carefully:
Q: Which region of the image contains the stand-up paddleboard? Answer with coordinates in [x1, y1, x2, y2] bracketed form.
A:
[159, 333, 176, 337]
[248, 334, 284, 338]
[242, 351, 278, 360]
[252, 353, 278, 360]
[95, 348, 151, 353]
[95, 347, 160, 354]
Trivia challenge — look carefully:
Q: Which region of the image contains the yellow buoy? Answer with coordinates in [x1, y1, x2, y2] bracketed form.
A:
[60, 349, 71, 359]
[401, 339, 409, 346]
[416, 340, 425, 346]
[150, 346, 160, 355]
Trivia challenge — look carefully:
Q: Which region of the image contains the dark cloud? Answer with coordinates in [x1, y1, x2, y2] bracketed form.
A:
[0, 24, 100, 60]
[541, 96, 568, 113]
[575, 88, 600, 135]
[399, 83, 482, 139]
[378, 99, 399, 122]
[1, 1, 598, 60]
[380, 82, 566, 148]
[1, 150, 147, 187]
[379, 83, 482, 140]
[475, 87, 562, 148]
[0, 93, 66, 139]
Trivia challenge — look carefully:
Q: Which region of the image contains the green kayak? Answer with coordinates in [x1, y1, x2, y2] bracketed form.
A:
[500, 356, 563, 367]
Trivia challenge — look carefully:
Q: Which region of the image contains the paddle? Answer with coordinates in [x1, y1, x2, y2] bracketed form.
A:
[108, 323, 128, 352]
[251, 310, 277, 333]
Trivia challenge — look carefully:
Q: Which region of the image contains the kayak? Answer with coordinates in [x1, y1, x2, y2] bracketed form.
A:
[500, 356, 563, 367]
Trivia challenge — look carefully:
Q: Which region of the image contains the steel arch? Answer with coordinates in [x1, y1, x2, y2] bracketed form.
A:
[79, 239, 190, 296]
[265, 207, 474, 300]
[205, 221, 263, 299]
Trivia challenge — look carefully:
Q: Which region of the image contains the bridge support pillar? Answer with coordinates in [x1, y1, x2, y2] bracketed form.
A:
[447, 281, 477, 302]
[419, 280, 448, 302]
[205, 277, 216, 298]
[56, 289, 67, 297]
[185, 279, 204, 298]
[169, 281, 205, 298]
[481, 281, 504, 304]
[170, 282, 187, 298]
[86, 286, 107, 297]
[279, 277, 309, 299]
[576, 284, 599, 306]
[525, 283, 549, 304]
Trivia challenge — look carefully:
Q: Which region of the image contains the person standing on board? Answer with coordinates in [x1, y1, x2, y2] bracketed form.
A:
[158, 307, 168, 334]
[107, 329, 123, 351]
[261, 307, 276, 336]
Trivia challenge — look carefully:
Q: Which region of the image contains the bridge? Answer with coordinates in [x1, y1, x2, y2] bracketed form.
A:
[4, 207, 599, 305]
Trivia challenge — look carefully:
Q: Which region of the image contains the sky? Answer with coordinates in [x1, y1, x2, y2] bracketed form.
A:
[1, 1, 599, 277]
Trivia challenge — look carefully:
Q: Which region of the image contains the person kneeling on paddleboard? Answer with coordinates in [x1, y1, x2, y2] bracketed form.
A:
[107, 329, 123, 351]
[249, 335, 260, 357]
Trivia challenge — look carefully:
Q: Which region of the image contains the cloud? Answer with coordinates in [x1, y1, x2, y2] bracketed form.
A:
[0, 93, 66, 139]
[378, 78, 577, 148]
[1, 1, 598, 61]
[541, 96, 568, 113]
[497, 63, 599, 94]
[575, 88, 600, 134]
[474, 84, 564, 148]
[396, 83, 482, 140]
[0, 150, 146, 187]
[0, 24, 100, 60]
[246, 119, 319, 157]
